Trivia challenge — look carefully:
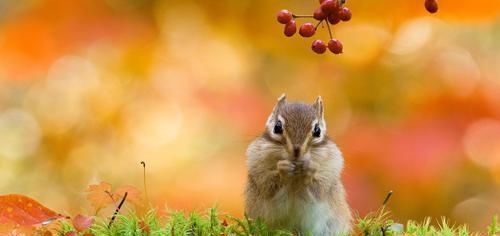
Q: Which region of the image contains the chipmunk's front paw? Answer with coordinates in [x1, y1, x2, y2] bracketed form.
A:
[295, 158, 318, 183]
[277, 159, 295, 178]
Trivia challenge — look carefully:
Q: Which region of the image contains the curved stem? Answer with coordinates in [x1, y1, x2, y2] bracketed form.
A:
[326, 20, 333, 39]
[141, 161, 149, 206]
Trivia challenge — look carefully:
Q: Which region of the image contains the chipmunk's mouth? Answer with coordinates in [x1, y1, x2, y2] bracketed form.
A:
[285, 149, 311, 162]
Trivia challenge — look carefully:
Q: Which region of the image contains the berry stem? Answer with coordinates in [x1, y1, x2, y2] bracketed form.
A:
[315, 19, 324, 29]
[326, 20, 333, 39]
[292, 14, 314, 18]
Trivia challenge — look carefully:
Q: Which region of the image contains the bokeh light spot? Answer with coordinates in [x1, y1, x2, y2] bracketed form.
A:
[0, 108, 40, 160]
[463, 119, 500, 169]
[389, 18, 433, 55]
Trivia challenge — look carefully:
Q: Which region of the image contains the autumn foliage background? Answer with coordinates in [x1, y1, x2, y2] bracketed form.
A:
[0, 0, 499, 232]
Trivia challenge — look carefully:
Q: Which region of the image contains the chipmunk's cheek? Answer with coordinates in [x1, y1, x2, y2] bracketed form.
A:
[311, 136, 323, 145]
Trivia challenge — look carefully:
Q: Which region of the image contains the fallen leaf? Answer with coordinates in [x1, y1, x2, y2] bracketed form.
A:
[72, 214, 93, 232]
[114, 185, 142, 206]
[0, 224, 53, 235]
[85, 182, 114, 211]
[0, 194, 65, 226]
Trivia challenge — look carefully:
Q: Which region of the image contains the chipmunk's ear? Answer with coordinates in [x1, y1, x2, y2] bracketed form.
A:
[276, 93, 287, 109]
[313, 96, 324, 119]
[266, 94, 286, 125]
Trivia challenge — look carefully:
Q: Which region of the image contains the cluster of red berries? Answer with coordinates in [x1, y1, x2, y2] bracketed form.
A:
[276, 0, 351, 55]
[424, 0, 438, 13]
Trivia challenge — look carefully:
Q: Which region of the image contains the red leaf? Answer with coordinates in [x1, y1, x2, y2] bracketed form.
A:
[0, 194, 65, 226]
[72, 214, 93, 232]
[0, 223, 26, 234]
[85, 181, 114, 211]
[85, 182, 143, 212]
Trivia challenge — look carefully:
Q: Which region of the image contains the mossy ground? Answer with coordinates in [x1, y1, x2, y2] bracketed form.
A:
[55, 208, 499, 236]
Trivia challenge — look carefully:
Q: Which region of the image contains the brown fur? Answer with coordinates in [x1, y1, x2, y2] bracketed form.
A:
[245, 95, 352, 235]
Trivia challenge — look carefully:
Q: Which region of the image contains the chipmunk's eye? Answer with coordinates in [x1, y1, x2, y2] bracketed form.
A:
[273, 120, 283, 134]
[313, 123, 321, 137]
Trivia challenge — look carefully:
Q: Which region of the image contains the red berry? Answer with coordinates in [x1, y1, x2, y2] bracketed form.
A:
[320, 0, 338, 14]
[277, 10, 293, 24]
[338, 7, 352, 21]
[313, 8, 327, 20]
[327, 14, 340, 25]
[311, 40, 327, 54]
[65, 232, 77, 236]
[319, 0, 327, 4]
[284, 20, 297, 37]
[425, 0, 438, 13]
[299, 23, 316, 37]
[328, 39, 343, 54]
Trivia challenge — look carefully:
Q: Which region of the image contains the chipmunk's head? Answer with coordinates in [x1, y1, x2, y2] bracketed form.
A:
[263, 94, 327, 160]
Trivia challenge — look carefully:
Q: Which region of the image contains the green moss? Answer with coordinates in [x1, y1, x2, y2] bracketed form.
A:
[56, 208, 499, 236]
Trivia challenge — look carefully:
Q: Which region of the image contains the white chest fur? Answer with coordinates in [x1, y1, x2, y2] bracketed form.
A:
[263, 187, 335, 235]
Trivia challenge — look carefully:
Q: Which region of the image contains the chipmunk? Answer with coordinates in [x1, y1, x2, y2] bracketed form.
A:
[245, 94, 352, 235]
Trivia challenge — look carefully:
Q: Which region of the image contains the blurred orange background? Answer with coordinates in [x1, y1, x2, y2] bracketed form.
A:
[0, 0, 499, 231]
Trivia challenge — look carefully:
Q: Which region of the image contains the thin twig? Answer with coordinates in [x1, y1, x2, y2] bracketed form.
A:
[377, 191, 393, 236]
[382, 190, 393, 206]
[109, 192, 128, 227]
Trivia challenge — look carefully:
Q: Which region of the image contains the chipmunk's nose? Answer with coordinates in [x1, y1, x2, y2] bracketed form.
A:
[293, 146, 301, 158]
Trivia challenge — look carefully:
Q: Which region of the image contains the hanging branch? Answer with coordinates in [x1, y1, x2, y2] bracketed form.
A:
[277, 0, 349, 54]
